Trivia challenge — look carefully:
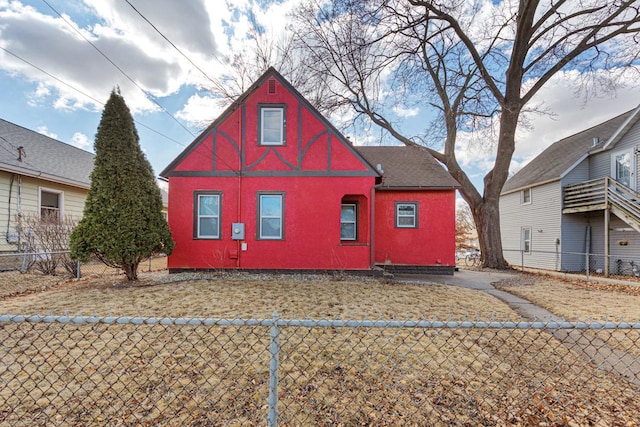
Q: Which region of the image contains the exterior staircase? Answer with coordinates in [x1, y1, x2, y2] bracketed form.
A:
[563, 177, 640, 233]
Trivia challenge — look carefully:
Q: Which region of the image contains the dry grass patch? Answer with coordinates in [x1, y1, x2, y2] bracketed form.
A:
[493, 274, 640, 321]
[0, 273, 518, 320]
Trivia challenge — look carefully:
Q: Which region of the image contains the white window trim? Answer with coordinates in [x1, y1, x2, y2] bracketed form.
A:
[38, 187, 64, 222]
[521, 188, 531, 205]
[196, 193, 220, 239]
[258, 194, 284, 240]
[341, 203, 357, 241]
[396, 202, 417, 228]
[260, 107, 285, 146]
[521, 227, 532, 254]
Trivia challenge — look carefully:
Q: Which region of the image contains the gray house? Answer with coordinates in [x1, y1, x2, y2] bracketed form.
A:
[500, 104, 640, 275]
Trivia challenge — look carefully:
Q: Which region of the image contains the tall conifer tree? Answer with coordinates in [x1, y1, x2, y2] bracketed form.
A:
[71, 88, 174, 280]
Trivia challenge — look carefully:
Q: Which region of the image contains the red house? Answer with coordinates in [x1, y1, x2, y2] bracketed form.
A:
[160, 68, 459, 275]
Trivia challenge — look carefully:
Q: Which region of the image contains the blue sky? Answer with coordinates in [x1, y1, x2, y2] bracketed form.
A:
[1, 0, 640, 192]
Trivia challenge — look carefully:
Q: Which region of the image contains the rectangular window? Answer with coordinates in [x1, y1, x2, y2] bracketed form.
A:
[40, 189, 62, 223]
[259, 106, 285, 145]
[195, 192, 221, 239]
[396, 202, 418, 228]
[258, 193, 284, 239]
[341, 203, 357, 240]
[521, 188, 531, 204]
[521, 227, 531, 253]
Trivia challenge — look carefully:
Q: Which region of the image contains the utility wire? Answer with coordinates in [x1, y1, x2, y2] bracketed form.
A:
[0, 46, 187, 148]
[40, 0, 196, 138]
[124, 0, 220, 87]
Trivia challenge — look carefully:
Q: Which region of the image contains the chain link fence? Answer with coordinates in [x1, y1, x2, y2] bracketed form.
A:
[503, 248, 640, 281]
[2, 314, 640, 426]
[0, 251, 167, 278]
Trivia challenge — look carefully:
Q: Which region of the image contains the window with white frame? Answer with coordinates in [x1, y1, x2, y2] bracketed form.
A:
[259, 106, 285, 145]
[195, 192, 221, 239]
[258, 193, 284, 239]
[396, 202, 418, 228]
[40, 188, 62, 223]
[340, 203, 357, 240]
[521, 188, 531, 204]
[521, 227, 531, 253]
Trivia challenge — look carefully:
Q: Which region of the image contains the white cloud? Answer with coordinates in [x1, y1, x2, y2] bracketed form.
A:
[176, 93, 226, 128]
[393, 105, 419, 118]
[70, 132, 92, 151]
[36, 126, 57, 139]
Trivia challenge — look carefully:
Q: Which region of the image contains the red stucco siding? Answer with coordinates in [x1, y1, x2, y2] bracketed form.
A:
[167, 176, 373, 270]
[373, 190, 456, 267]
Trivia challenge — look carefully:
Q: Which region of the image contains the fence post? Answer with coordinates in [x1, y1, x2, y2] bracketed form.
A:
[76, 260, 81, 280]
[521, 250, 524, 272]
[585, 251, 590, 281]
[268, 311, 280, 427]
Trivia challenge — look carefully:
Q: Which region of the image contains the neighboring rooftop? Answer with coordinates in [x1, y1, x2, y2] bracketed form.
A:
[0, 119, 95, 188]
[502, 109, 635, 194]
[356, 145, 459, 189]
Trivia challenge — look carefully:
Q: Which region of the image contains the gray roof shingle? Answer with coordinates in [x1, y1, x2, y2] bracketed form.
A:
[502, 109, 634, 194]
[0, 119, 94, 188]
[356, 146, 459, 189]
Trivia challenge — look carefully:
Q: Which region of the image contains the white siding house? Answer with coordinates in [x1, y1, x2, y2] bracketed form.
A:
[0, 119, 95, 253]
[500, 104, 640, 275]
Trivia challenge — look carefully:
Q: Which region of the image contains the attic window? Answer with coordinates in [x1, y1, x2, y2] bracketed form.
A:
[259, 105, 285, 146]
[268, 79, 276, 94]
[521, 188, 531, 204]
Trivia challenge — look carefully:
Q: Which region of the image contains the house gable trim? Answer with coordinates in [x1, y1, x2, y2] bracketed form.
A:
[166, 170, 377, 178]
[600, 103, 640, 151]
[160, 67, 381, 178]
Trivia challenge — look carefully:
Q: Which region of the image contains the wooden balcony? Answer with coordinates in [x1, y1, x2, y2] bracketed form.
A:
[563, 177, 640, 233]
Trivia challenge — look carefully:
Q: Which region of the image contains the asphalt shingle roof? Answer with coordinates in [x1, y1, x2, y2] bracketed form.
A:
[502, 109, 634, 194]
[0, 119, 94, 188]
[356, 146, 459, 189]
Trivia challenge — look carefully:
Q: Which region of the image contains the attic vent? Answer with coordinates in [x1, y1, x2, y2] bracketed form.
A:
[268, 79, 276, 94]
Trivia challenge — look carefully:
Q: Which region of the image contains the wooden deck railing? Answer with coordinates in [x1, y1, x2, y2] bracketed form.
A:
[563, 177, 640, 232]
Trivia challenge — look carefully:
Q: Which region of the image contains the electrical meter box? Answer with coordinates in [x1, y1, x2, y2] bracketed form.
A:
[231, 223, 245, 240]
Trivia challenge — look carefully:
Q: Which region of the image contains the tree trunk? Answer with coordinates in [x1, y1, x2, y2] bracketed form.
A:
[123, 262, 138, 281]
[472, 199, 509, 270]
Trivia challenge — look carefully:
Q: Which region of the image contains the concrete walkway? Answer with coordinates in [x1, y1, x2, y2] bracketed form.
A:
[394, 268, 640, 387]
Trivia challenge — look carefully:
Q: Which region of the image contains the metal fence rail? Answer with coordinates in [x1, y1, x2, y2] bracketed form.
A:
[2, 314, 640, 426]
[0, 251, 166, 278]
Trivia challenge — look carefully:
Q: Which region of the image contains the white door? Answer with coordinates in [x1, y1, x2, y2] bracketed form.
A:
[611, 149, 636, 190]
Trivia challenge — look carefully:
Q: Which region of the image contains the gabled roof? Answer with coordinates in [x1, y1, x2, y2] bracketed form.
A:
[356, 146, 459, 189]
[502, 107, 637, 194]
[160, 66, 378, 178]
[0, 119, 95, 188]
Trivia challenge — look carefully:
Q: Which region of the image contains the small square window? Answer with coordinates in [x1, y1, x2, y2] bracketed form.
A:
[194, 192, 221, 239]
[396, 202, 418, 228]
[260, 106, 285, 146]
[341, 204, 357, 240]
[521, 188, 531, 204]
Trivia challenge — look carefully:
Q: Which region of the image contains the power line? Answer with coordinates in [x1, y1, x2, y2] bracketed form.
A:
[40, 0, 196, 138]
[124, 0, 220, 87]
[0, 46, 187, 148]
